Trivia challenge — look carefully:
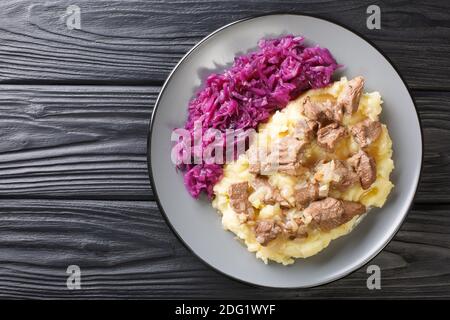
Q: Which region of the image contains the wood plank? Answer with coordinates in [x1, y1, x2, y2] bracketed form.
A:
[414, 91, 450, 203]
[0, 200, 448, 299]
[0, 85, 155, 200]
[0, 86, 448, 202]
[0, 0, 449, 89]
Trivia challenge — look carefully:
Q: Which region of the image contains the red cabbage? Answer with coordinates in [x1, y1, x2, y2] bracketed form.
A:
[176, 35, 339, 198]
[184, 163, 223, 199]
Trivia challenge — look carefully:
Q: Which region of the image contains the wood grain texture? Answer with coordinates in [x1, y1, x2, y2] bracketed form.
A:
[0, 200, 448, 299]
[0, 0, 449, 89]
[414, 91, 450, 203]
[0, 85, 154, 199]
[0, 85, 447, 203]
[0, 0, 449, 300]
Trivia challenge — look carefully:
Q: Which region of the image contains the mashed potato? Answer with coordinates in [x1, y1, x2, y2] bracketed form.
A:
[212, 77, 394, 265]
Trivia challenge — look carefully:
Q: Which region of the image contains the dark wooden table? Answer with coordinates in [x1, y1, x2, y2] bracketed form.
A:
[0, 0, 449, 299]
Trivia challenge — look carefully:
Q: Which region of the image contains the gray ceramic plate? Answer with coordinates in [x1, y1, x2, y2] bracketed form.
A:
[148, 14, 422, 288]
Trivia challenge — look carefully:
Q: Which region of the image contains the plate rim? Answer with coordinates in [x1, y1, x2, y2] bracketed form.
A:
[147, 12, 424, 289]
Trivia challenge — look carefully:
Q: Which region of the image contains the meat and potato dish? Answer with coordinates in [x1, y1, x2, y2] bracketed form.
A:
[174, 35, 394, 265]
[212, 77, 394, 264]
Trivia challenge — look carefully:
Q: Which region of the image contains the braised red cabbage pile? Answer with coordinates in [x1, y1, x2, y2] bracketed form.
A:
[175, 35, 338, 198]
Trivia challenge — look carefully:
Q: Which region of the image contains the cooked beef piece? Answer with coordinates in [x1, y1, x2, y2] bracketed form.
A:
[304, 197, 345, 231]
[294, 182, 319, 208]
[294, 118, 318, 142]
[303, 197, 366, 231]
[275, 136, 306, 164]
[247, 145, 262, 174]
[249, 163, 260, 174]
[331, 160, 359, 191]
[248, 120, 314, 176]
[342, 200, 366, 218]
[348, 150, 377, 190]
[260, 161, 299, 176]
[337, 76, 365, 114]
[301, 96, 343, 125]
[228, 182, 252, 215]
[317, 123, 347, 151]
[255, 220, 282, 246]
[350, 119, 382, 148]
[276, 162, 304, 176]
[261, 136, 305, 175]
[296, 222, 309, 238]
[283, 218, 308, 239]
[250, 177, 290, 207]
